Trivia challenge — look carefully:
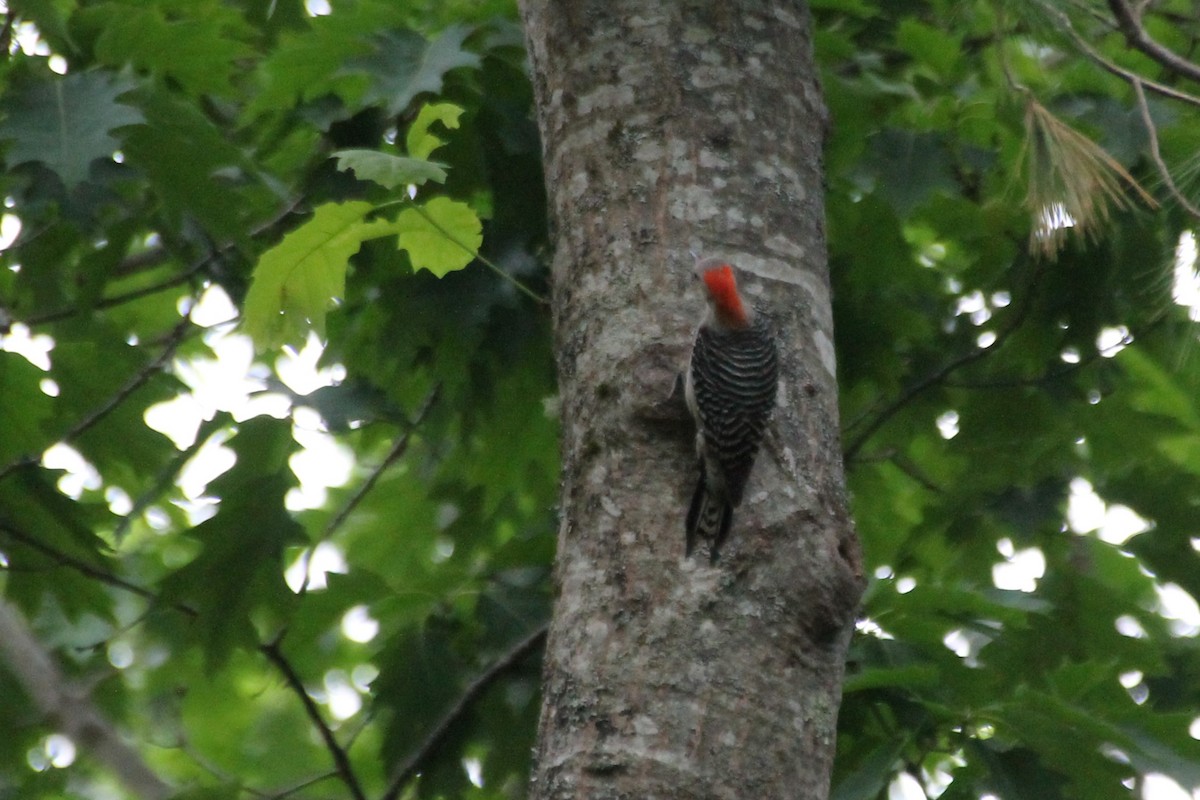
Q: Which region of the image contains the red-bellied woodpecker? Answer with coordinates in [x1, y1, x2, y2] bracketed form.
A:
[685, 257, 779, 562]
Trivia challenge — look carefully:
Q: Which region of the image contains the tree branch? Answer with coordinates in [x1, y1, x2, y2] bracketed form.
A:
[1106, 0, 1200, 84]
[380, 623, 549, 800]
[1130, 77, 1200, 221]
[1039, 0, 1200, 109]
[889, 451, 944, 494]
[1, 285, 444, 800]
[0, 519, 369, 800]
[0, 301, 445, 800]
[259, 640, 367, 800]
[0, 599, 173, 800]
[943, 329, 1134, 390]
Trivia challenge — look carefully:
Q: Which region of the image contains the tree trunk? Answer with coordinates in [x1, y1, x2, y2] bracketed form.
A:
[519, 2, 865, 798]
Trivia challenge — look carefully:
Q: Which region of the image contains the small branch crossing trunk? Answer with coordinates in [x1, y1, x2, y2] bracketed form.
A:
[520, 2, 866, 797]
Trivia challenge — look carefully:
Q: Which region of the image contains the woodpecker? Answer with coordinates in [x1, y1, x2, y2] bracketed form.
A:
[685, 257, 779, 562]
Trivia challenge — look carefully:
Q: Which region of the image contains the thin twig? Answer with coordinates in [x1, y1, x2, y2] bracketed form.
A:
[112, 245, 172, 278]
[0, 520, 207, 623]
[250, 194, 309, 239]
[844, 340, 997, 463]
[0, 521, 161, 603]
[414, 207, 548, 305]
[175, 742, 269, 798]
[849, 447, 943, 493]
[1131, 78, 1200, 221]
[0, 314, 193, 485]
[0, 10, 15, 56]
[259, 640, 367, 800]
[1040, 1, 1200, 109]
[1106, 0, 1200, 84]
[889, 452, 944, 494]
[844, 265, 1042, 463]
[113, 415, 230, 540]
[943, 330, 1135, 390]
[22, 257, 212, 327]
[295, 384, 442, 596]
[321, 384, 442, 541]
[264, 771, 340, 800]
[380, 623, 549, 800]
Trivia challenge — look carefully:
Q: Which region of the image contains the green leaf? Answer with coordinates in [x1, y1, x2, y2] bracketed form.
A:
[353, 26, 482, 116]
[0, 471, 116, 622]
[894, 19, 962, 80]
[1124, 528, 1200, 608]
[291, 379, 405, 432]
[176, 650, 329, 788]
[12, 0, 78, 54]
[281, 569, 394, 669]
[244, 3, 408, 118]
[243, 201, 394, 349]
[159, 418, 304, 671]
[865, 129, 958, 216]
[970, 742, 1068, 800]
[0, 69, 143, 187]
[395, 197, 482, 277]
[1000, 687, 1200, 794]
[333, 149, 448, 188]
[119, 85, 255, 240]
[476, 576, 550, 652]
[49, 334, 181, 483]
[376, 620, 464, 765]
[166, 784, 245, 800]
[1117, 347, 1200, 431]
[0, 353, 52, 465]
[843, 664, 941, 693]
[831, 739, 906, 800]
[88, 3, 254, 97]
[406, 102, 465, 160]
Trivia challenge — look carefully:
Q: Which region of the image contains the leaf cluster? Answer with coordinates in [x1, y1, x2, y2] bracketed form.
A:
[1, 1, 1200, 799]
[819, 1, 1200, 797]
[0, 1, 551, 799]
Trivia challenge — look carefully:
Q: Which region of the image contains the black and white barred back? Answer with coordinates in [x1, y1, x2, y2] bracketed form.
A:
[685, 313, 779, 561]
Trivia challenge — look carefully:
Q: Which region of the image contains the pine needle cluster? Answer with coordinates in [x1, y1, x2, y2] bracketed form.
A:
[1021, 97, 1157, 258]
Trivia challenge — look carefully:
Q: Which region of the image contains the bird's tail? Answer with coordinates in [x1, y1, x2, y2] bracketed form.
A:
[686, 468, 734, 563]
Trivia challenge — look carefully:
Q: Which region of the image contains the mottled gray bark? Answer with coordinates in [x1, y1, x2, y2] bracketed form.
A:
[519, 2, 865, 799]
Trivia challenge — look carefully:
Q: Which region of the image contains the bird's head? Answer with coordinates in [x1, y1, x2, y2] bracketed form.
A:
[694, 256, 751, 330]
